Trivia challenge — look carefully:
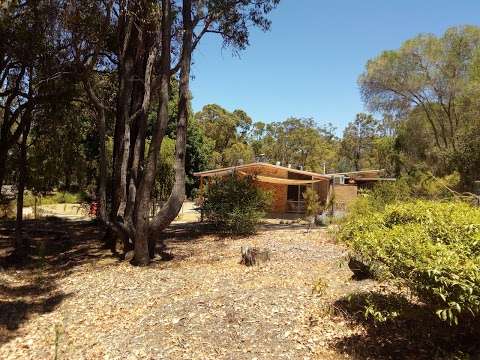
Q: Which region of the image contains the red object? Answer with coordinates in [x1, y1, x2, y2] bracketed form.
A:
[89, 201, 98, 217]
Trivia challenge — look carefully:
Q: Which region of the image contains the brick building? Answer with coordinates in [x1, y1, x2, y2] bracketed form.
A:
[194, 163, 394, 215]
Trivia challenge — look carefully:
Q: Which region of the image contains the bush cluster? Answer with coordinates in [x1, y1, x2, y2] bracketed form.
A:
[352, 172, 463, 215]
[338, 200, 480, 325]
[23, 191, 88, 207]
[201, 174, 271, 235]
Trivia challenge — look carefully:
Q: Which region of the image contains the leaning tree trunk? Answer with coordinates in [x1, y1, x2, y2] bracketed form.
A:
[82, 78, 117, 252]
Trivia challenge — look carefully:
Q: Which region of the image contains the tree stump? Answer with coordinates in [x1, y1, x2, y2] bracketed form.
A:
[240, 246, 270, 266]
[124, 250, 135, 262]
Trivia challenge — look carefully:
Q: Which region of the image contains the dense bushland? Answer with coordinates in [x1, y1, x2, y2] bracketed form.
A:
[339, 199, 480, 325]
[201, 175, 271, 235]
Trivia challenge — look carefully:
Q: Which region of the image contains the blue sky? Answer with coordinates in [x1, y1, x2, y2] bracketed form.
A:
[190, 0, 480, 135]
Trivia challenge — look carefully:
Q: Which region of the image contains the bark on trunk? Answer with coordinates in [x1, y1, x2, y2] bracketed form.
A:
[97, 107, 108, 223]
[133, 0, 193, 265]
[14, 117, 31, 260]
[132, 0, 173, 266]
[0, 151, 6, 196]
[150, 0, 193, 235]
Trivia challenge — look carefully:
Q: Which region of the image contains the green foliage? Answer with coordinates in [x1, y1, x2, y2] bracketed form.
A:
[202, 175, 271, 235]
[23, 191, 87, 207]
[348, 180, 412, 216]
[303, 187, 321, 218]
[339, 200, 480, 325]
[359, 25, 480, 186]
[223, 142, 256, 167]
[350, 173, 461, 217]
[195, 104, 254, 168]
[343, 291, 410, 326]
[340, 113, 380, 171]
[251, 117, 339, 173]
[152, 137, 176, 202]
[363, 298, 400, 325]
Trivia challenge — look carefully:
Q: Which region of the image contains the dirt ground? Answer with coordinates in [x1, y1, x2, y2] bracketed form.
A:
[0, 220, 478, 360]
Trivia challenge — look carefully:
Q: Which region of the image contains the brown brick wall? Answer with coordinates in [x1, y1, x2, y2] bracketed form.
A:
[316, 181, 331, 205]
[333, 184, 358, 210]
[255, 181, 287, 214]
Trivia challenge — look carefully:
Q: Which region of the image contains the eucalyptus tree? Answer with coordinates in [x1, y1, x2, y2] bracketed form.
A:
[66, 0, 280, 265]
[359, 25, 480, 179]
[1, 0, 76, 261]
[340, 113, 380, 171]
[255, 117, 338, 172]
[0, 1, 62, 193]
[132, 0, 280, 265]
[195, 104, 253, 167]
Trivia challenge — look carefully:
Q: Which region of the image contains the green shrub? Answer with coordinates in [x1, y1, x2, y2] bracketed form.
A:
[350, 173, 462, 217]
[202, 174, 271, 235]
[350, 179, 412, 214]
[303, 187, 321, 218]
[23, 191, 86, 207]
[338, 200, 480, 325]
[410, 171, 461, 199]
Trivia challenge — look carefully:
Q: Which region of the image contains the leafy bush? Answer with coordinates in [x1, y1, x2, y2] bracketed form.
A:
[338, 200, 480, 325]
[202, 174, 271, 234]
[352, 173, 462, 216]
[411, 171, 461, 199]
[349, 180, 412, 217]
[23, 191, 87, 207]
[303, 187, 322, 223]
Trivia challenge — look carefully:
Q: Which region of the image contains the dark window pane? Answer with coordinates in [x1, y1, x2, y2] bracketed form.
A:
[287, 185, 299, 200]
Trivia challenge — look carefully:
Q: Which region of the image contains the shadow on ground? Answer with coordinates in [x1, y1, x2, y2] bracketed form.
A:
[0, 218, 110, 345]
[332, 290, 480, 359]
[0, 218, 324, 347]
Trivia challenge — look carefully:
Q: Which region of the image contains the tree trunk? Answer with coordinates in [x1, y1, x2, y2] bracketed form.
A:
[133, 0, 193, 265]
[82, 79, 116, 251]
[97, 107, 108, 223]
[149, 0, 193, 235]
[132, 0, 172, 266]
[0, 151, 7, 197]
[14, 117, 31, 260]
[64, 168, 71, 192]
[96, 107, 118, 253]
[240, 246, 270, 266]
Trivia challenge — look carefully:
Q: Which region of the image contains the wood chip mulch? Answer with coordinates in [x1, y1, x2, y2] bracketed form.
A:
[0, 222, 382, 359]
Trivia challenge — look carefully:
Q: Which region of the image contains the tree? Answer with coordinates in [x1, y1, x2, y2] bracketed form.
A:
[0, 1, 65, 193]
[1, 0, 79, 262]
[340, 113, 380, 171]
[359, 25, 480, 184]
[66, 0, 281, 265]
[223, 141, 255, 166]
[195, 104, 254, 167]
[2, 0, 279, 265]
[252, 117, 339, 172]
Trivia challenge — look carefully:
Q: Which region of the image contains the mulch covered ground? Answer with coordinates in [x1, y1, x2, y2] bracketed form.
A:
[0, 220, 478, 359]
